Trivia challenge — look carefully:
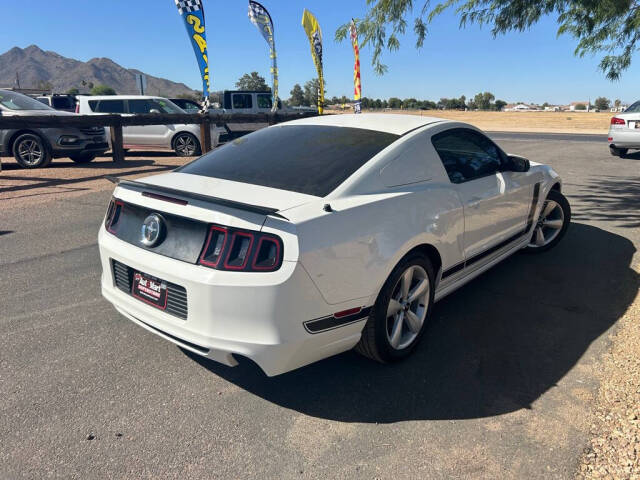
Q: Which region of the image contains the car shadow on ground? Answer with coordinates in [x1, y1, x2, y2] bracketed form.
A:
[185, 223, 638, 422]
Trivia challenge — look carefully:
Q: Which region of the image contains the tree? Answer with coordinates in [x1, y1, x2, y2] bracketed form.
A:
[614, 99, 622, 109]
[336, 2, 640, 79]
[90, 84, 116, 95]
[594, 97, 610, 110]
[473, 92, 495, 110]
[388, 97, 403, 109]
[289, 84, 305, 106]
[402, 98, 419, 109]
[303, 79, 323, 106]
[235, 72, 270, 91]
[65, 87, 80, 95]
[575, 103, 587, 110]
[494, 99, 507, 111]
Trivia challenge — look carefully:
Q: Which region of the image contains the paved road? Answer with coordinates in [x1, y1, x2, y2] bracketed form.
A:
[489, 131, 606, 143]
[1, 137, 638, 479]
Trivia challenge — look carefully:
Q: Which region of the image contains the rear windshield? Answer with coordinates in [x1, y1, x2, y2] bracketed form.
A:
[624, 101, 640, 113]
[177, 125, 399, 197]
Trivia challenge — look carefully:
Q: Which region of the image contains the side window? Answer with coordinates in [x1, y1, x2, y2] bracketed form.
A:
[91, 99, 126, 113]
[128, 99, 151, 114]
[257, 94, 272, 109]
[36, 98, 50, 106]
[431, 128, 503, 184]
[232, 94, 253, 109]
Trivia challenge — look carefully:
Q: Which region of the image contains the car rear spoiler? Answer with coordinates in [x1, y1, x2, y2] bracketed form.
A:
[106, 176, 288, 220]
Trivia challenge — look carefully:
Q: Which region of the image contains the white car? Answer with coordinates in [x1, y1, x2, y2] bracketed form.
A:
[99, 114, 570, 376]
[608, 101, 640, 156]
[76, 95, 223, 156]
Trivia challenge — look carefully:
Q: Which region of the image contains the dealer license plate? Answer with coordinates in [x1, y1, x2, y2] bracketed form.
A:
[132, 272, 168, 309]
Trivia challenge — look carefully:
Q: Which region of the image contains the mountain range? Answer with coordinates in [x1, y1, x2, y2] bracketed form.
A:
[0, 45, 197, 97]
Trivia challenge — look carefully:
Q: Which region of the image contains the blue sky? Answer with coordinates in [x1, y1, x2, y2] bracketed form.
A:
[3, 0, 638, 104]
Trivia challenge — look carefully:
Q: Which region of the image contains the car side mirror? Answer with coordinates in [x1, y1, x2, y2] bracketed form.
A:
[505, 154, 530, 172]
[149, 108, 161, 114]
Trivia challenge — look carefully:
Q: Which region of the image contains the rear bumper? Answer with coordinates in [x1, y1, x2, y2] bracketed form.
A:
[99, 227, 366, 376]
[608, 128, 640, 148]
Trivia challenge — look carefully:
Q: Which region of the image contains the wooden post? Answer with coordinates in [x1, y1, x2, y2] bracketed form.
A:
[110, 118, 125, 163]
[200, 114, 212, 153]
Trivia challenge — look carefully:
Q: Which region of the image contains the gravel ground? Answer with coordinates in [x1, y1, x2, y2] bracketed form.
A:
[577, 296, 640, 479]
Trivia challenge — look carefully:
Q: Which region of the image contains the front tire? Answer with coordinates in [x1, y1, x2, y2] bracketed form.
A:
[173, 132, 201, 157]
[70, 152, 96, 164]
[356, 253, 435, 363]
[524, 189, 571, 253]
[12, 133, 52, 168]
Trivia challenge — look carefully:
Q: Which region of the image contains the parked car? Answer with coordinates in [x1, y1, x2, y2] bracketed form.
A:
[169, 98, 201, 113]
[608, 100, 640, 156]
[35, 94, 77, 113]
[76, 95, 223, 156]
[98, 114, 570, 376]
[0, 89, 108, 168]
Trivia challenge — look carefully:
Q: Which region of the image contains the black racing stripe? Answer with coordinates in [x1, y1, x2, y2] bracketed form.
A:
[441, 261, 465, 279]
[525, 183, 542, 232]
[442, 228, 530, 280]
[465, 229, 527, 267]
[304, 307, 372, 334]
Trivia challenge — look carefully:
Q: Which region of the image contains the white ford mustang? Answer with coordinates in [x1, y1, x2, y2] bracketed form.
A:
[99, 114, 570, 376]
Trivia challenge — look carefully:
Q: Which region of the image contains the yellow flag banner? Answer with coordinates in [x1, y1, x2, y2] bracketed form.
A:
[349, 19, 362, 114]
[301, 9, 324, 114]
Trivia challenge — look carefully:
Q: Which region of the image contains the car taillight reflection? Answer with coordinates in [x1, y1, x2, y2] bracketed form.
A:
[199, 225, 283, 272]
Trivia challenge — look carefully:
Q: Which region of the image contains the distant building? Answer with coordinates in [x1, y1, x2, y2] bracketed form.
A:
[569, 101, 590, 111]
[505, 103, 534, 111]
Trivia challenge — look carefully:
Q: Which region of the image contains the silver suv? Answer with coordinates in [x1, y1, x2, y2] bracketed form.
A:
[0, 90, 108, 168]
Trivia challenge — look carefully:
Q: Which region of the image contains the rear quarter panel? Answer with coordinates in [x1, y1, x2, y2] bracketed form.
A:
[295, 186, 464, 305]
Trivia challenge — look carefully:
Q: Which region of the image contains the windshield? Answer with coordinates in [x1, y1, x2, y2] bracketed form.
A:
[177, 125, 399, 197]
[0, 91, 53, 111]
[624, 101, 640, 113]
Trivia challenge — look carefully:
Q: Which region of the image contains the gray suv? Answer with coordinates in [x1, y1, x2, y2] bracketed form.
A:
[0, 89, 109, 168]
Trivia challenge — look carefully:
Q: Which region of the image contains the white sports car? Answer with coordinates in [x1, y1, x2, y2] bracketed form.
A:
[99, 114, 570, 376]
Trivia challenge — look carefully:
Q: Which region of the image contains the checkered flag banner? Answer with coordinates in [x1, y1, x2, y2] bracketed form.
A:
[200, 96, 210, 113]
[248, 1, 279, 112]
[174, 0, 210, 100]
[174, 0, 202, 15]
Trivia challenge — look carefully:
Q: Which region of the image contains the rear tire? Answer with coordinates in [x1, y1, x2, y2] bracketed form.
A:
[12, 133, 52, 168]
[355, 253, 435, 363]
[523, 189, 571, 253]
[70, 152, 96, 164]
[609, 146, 628, 157]
[173, 132, 201, 157]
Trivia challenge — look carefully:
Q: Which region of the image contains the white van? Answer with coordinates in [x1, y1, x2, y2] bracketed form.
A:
[76, 95, 222, 156]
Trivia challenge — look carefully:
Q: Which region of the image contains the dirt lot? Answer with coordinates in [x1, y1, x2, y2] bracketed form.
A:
[0, 153, 191, 210]
[346, 109, 613, 134]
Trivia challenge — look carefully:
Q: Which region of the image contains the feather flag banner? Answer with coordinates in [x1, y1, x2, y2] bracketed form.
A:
[174, 0, 211, 108]
[349, 19, 362, 114]
[301, 9, 324, 114]
[248, 1, 279, 112]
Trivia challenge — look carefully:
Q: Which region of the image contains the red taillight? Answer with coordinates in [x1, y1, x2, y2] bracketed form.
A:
[199, 226, 228, 267]
[198, 225, 283, 272]
[75, 103, 79, 114]
[611, 117, 625, 125]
